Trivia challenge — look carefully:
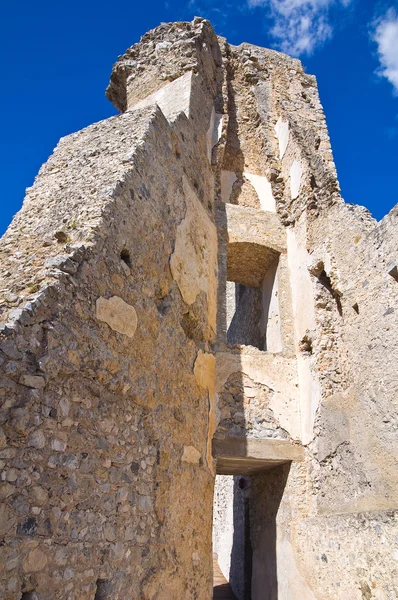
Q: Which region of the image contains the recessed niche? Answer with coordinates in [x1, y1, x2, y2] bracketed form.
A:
[318, 269, 342, 316]
[299, 335, 313, 355]
[227, 282, 264, 349]
[120, 248, 131, 268]
[226, 243, 281, 352]
[94, 579, 111, 600]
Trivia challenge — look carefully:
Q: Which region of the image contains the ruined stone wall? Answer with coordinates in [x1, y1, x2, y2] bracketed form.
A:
[0, 16, 397, 600]
[262, 43, 398, 600]
[208, 21, 397, 600]
[0, 25, 221, 595]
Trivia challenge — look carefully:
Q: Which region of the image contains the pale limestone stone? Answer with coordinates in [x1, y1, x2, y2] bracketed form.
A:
[290, 159, 303, 200]
[59, 397, 70, 417]
[132, 72, 193, 123]
[194, 350, 217, 472]
[96, 295, 137, 338]
[0, 426, 6, 450]
[275, 116, 289, 158]
[138, 495, 153, 512]
[23, 549, 48, 573]
[216, 350, 301, 441]
[6, 469, 18, 483]
[213, 475, 235, 581]
[110, 542, 124, 560]
[182, 446, 201, 464]
[206, 107, 223, 162]
[170, 175, 218, 333]
[194, 350, 215, 394]
[19, 374, 45, 389]
[63, 568, 74, 580]
[0, 17, 397, 600]
[287, 223, 320, 444]
[0, 483, 15, 499]
[51, 438, 67, 452]
[243, 172, 276, 212]
[31, 485, 49, 505]
[273, 537, 317, 600]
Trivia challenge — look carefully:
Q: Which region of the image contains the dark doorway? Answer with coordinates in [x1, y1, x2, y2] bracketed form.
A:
[213, 464, 290, 600]
[213, 474, 252, 600]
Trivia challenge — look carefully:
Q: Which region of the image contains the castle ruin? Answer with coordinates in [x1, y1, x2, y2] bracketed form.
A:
[0, 17, 397, 600]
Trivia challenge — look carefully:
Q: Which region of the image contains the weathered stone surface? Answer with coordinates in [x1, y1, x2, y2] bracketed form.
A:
[19, 374, 46, 389]
[22, 548, 48, 573]
[170, 175, 218, 337]
[0, 503, 16, 537]
[0, 65, 216, 596]
[96, 295, 138, 338]
[0, 15, 397, 600]
[182, 445, 202, 464]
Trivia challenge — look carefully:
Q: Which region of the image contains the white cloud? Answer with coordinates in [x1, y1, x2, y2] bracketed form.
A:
[372, 9, 398, 95]
[247, 0, 352, 56]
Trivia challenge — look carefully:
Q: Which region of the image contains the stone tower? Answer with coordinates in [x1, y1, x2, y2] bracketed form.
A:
[0, 17, 397, 600]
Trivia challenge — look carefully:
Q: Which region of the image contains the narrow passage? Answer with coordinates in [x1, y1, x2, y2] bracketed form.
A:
[213, 554, 238, 600]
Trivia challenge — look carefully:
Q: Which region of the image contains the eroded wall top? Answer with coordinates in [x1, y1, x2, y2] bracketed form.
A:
[106, 17, 222, 113]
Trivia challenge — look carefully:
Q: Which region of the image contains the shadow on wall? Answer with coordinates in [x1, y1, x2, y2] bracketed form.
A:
[219, 465, 290, 600]
[214, 195, 251, 600]
[214, 198, 290, 599]
[249, 464, 290, 600]
[213, 72, 290, 596]
[230, 476, 252, 599]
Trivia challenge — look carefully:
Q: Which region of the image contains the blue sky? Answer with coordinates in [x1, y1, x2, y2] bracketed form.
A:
[0, 0, 397, 236]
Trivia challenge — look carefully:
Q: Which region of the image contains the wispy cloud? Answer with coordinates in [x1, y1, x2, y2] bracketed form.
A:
[247, 0, 353, 56]
[371, 8, 398, 95]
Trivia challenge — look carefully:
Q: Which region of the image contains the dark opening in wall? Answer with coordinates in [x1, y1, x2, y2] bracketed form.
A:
[94, 579, 111, 600]
[310, 174, 317, 189]
[318, 269, 343, 316]
[20, 592, 38, 600]
[227, 282, 264, 349]
[213, 474, 253, 600]
[120, 248, 131, 268]
[238, 476, 251, 490]
[299, 335, 313, 355]
[225, 240, 282, 352]
[388, 263, 398, 281]
[226, 252, 281, 352]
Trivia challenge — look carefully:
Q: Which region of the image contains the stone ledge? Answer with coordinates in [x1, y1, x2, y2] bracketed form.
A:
[213, 436, 304, 475]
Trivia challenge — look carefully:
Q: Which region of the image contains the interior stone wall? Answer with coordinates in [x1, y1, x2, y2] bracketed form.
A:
[242, 34, 398, 599]
[213, 475, 250, 600]
[210, 19, 397, 600]
[213, 475, 235, 583]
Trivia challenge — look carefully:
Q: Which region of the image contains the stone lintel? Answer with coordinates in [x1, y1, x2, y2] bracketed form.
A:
[213, 437, 304, 475]
[225, 204, 286, 287]
[226, 203, 286, 252]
